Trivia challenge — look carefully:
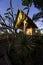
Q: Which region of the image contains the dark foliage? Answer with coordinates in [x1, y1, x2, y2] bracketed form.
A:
[0, 34, 43, 65]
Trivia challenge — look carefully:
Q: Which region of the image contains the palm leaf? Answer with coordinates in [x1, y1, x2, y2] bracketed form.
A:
[27, 9, 29, 15]
[32, 11, 43, 21]
[7, 8, 11, 11]
[33, 0, 43, 10]
[9, 12, 13, 17]
[4, 12, 9, 15]
[4, 12, 13, 18]
[5, 16, 11, 20]
[10, 0, 12, 8]
[23, 7, 28, 10]
[0, 15, 5, 23]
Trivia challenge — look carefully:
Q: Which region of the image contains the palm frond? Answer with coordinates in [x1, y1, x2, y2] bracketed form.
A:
[7, 8, 11, 11]
[23, 7, 28, 10]
[5, 16, 11, 20]
[9, 12, 13, 17]
[27, 9, 29, 15]
[10, 0, 12, 8]
[32, 11, 43, 21]
[4, 12, 9, 15]
[0, 15, 5, 23]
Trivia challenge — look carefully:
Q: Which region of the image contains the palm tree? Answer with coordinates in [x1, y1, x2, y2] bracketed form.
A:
[22, 0, 43, 21]
[4, 0, 16, 28]
[32, 11, 43, 21]
[22, 0, 32, 15]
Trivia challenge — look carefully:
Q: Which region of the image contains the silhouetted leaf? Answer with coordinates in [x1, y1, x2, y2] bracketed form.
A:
[27, 9, 29, 15]
[0, 15, 5, 23]
[10, 0, 12, 8]
[33, 0, 43, 10]
[23, 7, 28, 10]
[7, 8, 11, 11]
[4, 13, 9, 15]
[9, 12, 13, 17]
[5, 16, 11, 19]
[32, 11, 43, 21]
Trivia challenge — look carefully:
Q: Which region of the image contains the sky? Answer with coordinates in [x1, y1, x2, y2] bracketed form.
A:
[0, 0, 43, 29]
